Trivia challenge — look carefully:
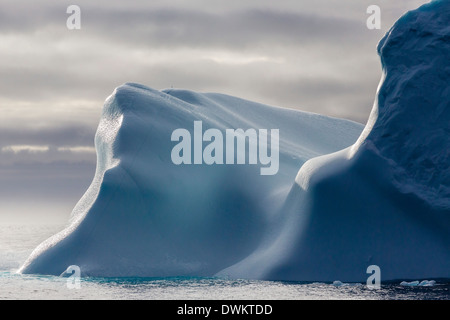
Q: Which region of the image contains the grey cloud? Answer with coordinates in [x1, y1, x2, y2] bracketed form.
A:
[0, 125, 96, 149]
[0, 2, 373, 49]
[0, 126, 97, 167]
[0, 65, 121, 102]
[85, 8, 370, 49]
[0, 161, 95, 205]
[0, 1, 386, 113]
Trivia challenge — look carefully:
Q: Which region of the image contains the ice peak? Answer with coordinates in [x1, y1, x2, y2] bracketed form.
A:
[358, 0, 450, 208]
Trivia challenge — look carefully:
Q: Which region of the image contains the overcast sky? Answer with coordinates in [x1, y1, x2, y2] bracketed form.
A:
[0, 0, 428, 223]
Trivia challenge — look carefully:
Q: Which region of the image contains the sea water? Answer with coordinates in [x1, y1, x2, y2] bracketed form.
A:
[0, 224, 448, 300]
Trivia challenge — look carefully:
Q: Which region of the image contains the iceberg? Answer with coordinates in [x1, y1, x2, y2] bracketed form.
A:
[19, 84, 362, 277]
[400, 280, 436, 287]
[20, 0, 449, 281]
[418, 280, 436, 287]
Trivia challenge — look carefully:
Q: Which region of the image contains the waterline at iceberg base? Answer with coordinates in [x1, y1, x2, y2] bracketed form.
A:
[20, 0, 449, 282]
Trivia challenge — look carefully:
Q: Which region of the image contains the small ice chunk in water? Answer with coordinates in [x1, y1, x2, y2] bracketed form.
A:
[400, 280, 436, 287]
[332, 281, 362, 287]
[419, 280, 436, 287]
[333, 280, 344, 287]
[400, 281, 420, 286]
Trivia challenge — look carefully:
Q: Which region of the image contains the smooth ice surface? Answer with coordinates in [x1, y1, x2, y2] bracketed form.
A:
[20, 0, 450, 281]
[19, 84, 362, 277]
[221, 0, 450, 282]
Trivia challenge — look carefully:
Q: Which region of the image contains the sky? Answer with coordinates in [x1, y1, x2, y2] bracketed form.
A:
[0, 0, 428, 224]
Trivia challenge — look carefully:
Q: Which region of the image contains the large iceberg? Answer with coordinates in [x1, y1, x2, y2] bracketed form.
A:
[19, 84, 362, 277]
[20, 0, 449, 281]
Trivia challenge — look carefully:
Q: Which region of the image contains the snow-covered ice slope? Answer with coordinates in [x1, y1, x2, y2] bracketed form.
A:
[220, 0, 450, 282]
[19, 84, 362, 277]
